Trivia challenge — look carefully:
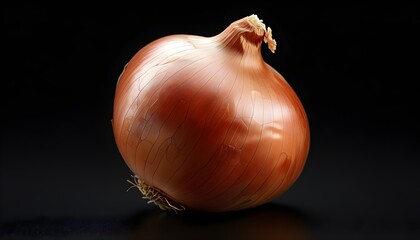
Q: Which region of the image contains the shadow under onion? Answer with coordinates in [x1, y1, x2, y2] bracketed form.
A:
[122, 203, 311, 240]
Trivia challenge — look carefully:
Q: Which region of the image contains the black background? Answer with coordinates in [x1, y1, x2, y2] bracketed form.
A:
[1, 2, 419, 239]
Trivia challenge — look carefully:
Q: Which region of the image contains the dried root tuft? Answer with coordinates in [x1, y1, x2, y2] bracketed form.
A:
[127, 175, 186, 213]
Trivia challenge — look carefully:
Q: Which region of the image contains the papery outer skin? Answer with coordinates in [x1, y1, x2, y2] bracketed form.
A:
[113, 15, 310, 212]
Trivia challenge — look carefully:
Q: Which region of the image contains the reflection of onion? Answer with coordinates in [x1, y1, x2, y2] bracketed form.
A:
[121, 204, 310, 240]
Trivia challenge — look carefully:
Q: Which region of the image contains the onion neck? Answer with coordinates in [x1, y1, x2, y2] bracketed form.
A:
[214, 14, 277, 59]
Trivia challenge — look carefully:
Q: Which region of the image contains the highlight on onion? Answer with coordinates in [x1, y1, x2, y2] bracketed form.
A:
[112, 14, 310, 213]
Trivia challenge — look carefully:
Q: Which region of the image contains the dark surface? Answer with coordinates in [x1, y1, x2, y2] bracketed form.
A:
[2, 3, 419, 239]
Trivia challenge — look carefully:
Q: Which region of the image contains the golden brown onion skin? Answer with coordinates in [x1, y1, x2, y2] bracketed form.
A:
[113, 15, 310, 212]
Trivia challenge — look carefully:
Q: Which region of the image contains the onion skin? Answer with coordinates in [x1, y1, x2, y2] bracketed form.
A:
[113, 14, 310, 212]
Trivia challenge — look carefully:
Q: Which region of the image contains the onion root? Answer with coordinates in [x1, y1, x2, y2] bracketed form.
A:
[127, 175, 186, 213]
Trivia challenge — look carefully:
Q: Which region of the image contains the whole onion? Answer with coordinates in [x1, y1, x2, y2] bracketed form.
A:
[112, 14, 310, 212]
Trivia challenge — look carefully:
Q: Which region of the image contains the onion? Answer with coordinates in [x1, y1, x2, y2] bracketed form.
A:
[112, 14, 310, 212]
